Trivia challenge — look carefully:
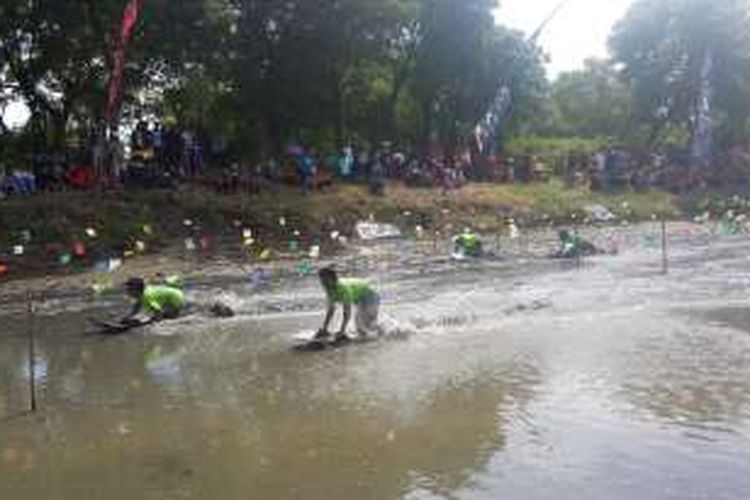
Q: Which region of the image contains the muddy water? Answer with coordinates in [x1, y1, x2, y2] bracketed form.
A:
[2, 226, 750, 499]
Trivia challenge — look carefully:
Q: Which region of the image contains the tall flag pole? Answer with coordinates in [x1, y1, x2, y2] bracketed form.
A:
[106, 0, 143, 120]
[690, 50, 713, 169]
[474, 0, 571, 158]
[529, 0, 569, 44]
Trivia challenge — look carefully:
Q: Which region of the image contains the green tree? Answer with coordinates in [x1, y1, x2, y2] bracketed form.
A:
[549, 59, 632, 139]
[610, 0, 750, 148]
[0, 0, 548, 161]
[0, 0, 228, 148]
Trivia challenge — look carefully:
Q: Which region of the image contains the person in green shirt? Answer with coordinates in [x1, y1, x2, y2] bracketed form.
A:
[555, 229, 599, 259]
[124, 277, 185, 324]
[316, 267, 383, 342]
[89, 276, 233, 334]
[453, 229, 483, 258]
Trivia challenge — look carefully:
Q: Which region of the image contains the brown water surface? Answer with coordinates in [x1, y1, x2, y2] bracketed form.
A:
[2, 226, 750, 499]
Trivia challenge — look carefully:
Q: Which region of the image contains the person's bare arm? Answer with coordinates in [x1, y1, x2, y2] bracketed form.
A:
[123, 301, 142, 322]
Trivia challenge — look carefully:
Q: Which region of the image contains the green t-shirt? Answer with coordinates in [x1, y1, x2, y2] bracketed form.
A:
[330, 278, 375, 305]
[455, 233, 481, 253]
[561, 234, 577, 251]
[561, 234, 594, 256]
[141, 285, 185, 314]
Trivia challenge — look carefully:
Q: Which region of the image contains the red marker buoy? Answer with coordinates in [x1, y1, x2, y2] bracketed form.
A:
[200, 236, 212, 251]
[73, 242, 87, 258]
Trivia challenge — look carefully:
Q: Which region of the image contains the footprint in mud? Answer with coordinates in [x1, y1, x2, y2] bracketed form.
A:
[411, 317, 431, 330]
[144, 452, 196, 486]
[409, 314, 478, 330]
[264, 303, 284, 313]
[439, 315, 478, 327]
[503, 299, 553, 316]
[386, 327, 414, 340]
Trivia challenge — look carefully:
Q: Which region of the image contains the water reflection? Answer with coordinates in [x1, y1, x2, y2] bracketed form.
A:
[0, 306, 541, 499]
[622, 311, 750, 432]
[4, 226, 750, 499]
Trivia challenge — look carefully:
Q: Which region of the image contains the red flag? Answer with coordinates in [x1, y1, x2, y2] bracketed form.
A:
[106, 0, 142, 119]
[120, 0, 141, 40]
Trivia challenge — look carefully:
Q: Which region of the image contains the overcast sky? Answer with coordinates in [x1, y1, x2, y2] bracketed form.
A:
[495, 0, 633, 78]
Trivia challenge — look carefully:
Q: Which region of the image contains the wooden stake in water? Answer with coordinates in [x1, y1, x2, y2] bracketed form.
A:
[27, 293, 37, 412]
[661, 218, 668, 274]
[496, 216, 501, 254]
[575, 223, 582, 270]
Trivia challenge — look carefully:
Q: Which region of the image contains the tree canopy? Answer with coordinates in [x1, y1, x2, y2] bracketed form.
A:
[4, 0, 750, 161]
[0, 0, 549, 158]
[610, 0, 750, 149]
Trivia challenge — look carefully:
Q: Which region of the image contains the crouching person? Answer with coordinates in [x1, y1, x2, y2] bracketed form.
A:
[316, 267, 383, 343]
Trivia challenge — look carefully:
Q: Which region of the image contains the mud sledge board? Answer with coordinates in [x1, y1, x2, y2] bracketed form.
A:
[87, 318, 146, 336]
[291, 331, 376, 351]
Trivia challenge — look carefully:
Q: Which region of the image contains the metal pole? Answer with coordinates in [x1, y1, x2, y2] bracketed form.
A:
[575, 221, 582, 269]
[662, 218, 668, 274]
[496, 216, 501, 254]
[27, 293, 37, 412]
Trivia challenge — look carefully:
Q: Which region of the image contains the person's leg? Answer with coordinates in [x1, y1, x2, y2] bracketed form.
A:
[356, 294, 382, 337]
[162, 305, 181, 320]
[303, 174, 312, 195]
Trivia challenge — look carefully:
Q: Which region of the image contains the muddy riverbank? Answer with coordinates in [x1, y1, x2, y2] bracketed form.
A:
[0, 183, 675, 284]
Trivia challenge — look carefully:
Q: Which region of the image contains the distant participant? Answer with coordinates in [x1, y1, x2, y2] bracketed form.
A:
[88, 277, 234, 335]
[453, 229, 483, 259]
[316, 267, 383, 342]
[124, 277, 185, 324]
[123, 276, 234, 326]
[554, 230, 600, 259]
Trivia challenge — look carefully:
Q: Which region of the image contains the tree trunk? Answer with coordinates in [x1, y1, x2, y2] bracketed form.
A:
[420, 97, 434, 155]
[264, 114, 284, 158]
[333, 79, 345, 149]
[385, 93, 398, 142]
[386, 69, 408, 141]
[50, 111, 68, 151]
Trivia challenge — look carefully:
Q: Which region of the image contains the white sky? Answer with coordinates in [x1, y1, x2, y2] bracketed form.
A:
[495, 0, 633, 78]
[2, 100, 32, 130]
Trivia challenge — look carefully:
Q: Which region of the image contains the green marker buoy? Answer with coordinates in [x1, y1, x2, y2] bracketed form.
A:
[298, 261, 313, 276]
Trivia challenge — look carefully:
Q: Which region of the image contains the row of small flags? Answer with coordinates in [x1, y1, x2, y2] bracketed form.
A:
[3, 209, 750, 284]
[0, 217, 325, 279]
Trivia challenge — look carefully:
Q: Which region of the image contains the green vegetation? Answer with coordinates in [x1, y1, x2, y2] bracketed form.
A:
[505, 136, 611, 157]
[544, 0, 750, 151]
[0, 0, 546, 157]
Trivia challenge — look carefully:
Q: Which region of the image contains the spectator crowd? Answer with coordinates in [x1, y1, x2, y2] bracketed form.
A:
[3, 119, 750, 199]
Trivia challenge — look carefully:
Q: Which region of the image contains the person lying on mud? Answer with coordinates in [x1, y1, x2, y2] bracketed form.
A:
[315, 267, 384, 343]
[122, 277, 235, 327]
[452, 229, 484, 258]
[554, 229, 600, 259]
[124, 277, 186, 325]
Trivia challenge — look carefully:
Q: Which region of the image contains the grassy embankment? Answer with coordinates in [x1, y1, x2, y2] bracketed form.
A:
[0, 181, 677, 281]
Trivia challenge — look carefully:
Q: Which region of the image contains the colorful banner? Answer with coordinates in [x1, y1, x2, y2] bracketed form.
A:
[106, 0, 142, 119]
[690, 51, 713, 168]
